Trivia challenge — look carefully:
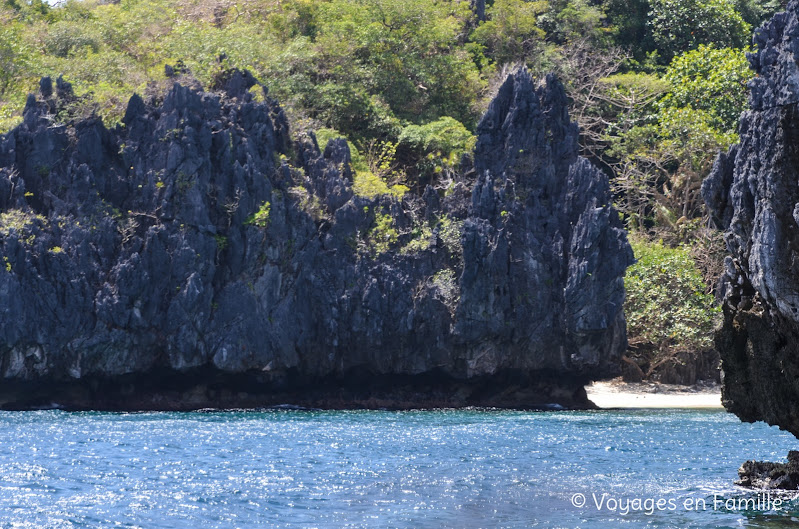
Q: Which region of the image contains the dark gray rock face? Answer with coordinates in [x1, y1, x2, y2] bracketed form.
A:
[0, 68, 632, 410]
[736, 451, 799, 489]
[704, 1, 799, 437]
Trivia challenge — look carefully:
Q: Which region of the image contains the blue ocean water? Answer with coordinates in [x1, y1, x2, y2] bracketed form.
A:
[0, 409, 797, 528]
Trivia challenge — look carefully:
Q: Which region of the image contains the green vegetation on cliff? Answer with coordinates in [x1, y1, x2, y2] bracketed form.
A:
[623, 237, 720, 382]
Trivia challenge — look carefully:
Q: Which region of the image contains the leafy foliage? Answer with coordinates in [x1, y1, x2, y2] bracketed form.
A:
[0, 209, 47, 236]
[0, 22, 33, 98]
[611, 107, 738, 231]
[648, 0, 751, 61]
[733, 0, 785, 27]
[472, 0, 548, 64]
[436, 216, 464, 259]
[431, 267, 459, 308]
[602, 0, 653, 61]
[398, 118, 476, 162]
[587, 44, 749, 251]
[353, 171, 408, 199]
[247, 202, 271, 228]
[660, 45, 752, 133]
[397, 117, 475, 183]
[538, 0, 608, 45]
[624, 237, 720, 355]
[310, 0, 481, 129]
[366, 211, 399, 255]
[352, 140, 409, 199]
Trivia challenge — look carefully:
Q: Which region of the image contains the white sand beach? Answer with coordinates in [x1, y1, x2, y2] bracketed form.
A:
[586, 379, 723, 409]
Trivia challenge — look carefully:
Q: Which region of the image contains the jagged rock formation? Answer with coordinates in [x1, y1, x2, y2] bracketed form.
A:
[736, 451, 799, 489]
[0, 68, 632, 410]
[704, 1, 799, 438]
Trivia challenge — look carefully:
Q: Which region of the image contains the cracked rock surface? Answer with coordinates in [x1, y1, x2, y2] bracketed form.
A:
[705, 1, 799, 437]
[0, 69, 631, 410]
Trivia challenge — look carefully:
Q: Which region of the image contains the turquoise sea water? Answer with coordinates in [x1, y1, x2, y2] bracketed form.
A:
[1, 409, 798, 528]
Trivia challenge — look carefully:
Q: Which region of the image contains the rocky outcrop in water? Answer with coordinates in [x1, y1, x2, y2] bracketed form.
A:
[704, 1, 799, 438]
[0, 68, 632, 410]
[736, 451, 799, 489]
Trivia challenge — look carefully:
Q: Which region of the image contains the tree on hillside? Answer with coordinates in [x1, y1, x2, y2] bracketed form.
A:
[659, 44, 751, 133]
[472, 0, 549, 66]
[648, 0, 750, 61]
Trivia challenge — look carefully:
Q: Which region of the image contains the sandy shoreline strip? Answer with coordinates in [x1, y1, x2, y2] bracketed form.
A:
[586, 380, 723, 409]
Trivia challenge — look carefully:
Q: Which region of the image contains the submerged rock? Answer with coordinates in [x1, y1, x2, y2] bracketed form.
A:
[704, 0, 799, 438]
[0, 68, 632, 410]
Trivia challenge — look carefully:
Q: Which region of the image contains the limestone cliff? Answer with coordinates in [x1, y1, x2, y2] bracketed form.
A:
[0, 68, 632, 410]
[704, 1, 799, 437]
